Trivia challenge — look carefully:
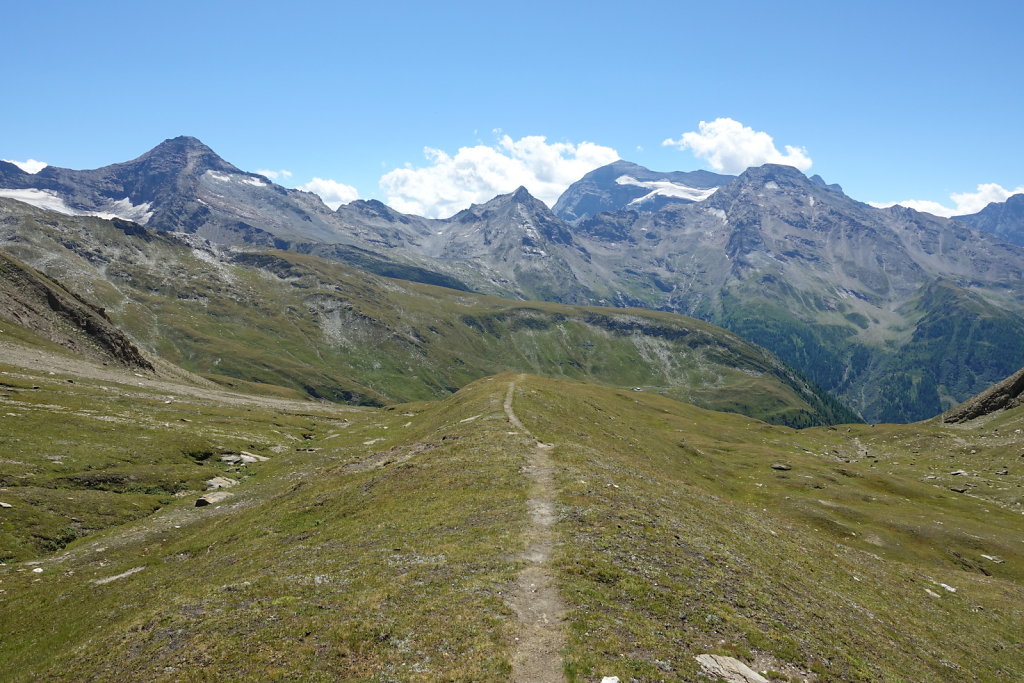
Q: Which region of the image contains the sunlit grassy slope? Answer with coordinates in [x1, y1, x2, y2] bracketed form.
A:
[2, 337, 1022, 680]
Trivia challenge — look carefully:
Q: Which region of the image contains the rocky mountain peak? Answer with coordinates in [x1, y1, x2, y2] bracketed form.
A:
[455, 186, 552, 222]
[127, 135, 238, 177]
[734, 163, 813, 188]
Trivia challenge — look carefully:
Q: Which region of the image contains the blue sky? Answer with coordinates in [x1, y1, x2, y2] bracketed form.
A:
[3, 0, 1022, 217]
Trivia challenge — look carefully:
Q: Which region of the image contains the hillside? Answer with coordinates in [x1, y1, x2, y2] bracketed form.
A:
[0, 198, 852, 427]
[1, 340, 1022, 680]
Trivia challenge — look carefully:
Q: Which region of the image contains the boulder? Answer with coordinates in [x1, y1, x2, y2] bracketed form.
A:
[195, 491, 233, 507]
[206, 476, 239, 490]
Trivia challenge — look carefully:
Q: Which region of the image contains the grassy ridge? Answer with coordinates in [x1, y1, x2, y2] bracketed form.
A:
[513, 376, 1024, 681]
[1, 363, 533, 679]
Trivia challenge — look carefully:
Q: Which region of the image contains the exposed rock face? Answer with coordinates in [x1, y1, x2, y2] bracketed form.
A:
[943, 367, 1024, 423]
[0, 248, 153, 370]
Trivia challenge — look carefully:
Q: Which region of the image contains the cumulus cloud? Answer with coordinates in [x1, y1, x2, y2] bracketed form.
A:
[299, 177, 359, 209]
[3, 158, 48, 174]
[870, 182, 1024, 217]
[379, 135, 620, 218]
[255, 168, 293, 180]
[662, 118, 812, 174]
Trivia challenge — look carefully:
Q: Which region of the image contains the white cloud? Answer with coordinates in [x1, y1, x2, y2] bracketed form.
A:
[869, 182, 1024, 217]
[379, 134, 620, 218]
[3, 158, 48, 174]
[256, 168, 293, 180]
[662, 118, 812, 174]
[300, 177, 359, 209]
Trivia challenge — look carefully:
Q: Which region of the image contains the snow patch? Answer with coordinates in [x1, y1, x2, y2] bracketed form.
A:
[205, 169, 269, 188]
[0, 189, 153, 224]
[764, 181, 780, 190]
[0, 188, 79, 214]
[205, 170, 233, 183]
[615, 175, 718, 205]
[92, 197, 154, 224]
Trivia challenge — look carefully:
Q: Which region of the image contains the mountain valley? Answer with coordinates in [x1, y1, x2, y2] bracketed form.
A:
[3, 136, 1024, 680]
[6, 137, 1024, 422]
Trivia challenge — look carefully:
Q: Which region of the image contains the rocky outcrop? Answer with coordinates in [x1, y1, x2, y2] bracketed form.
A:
[0, 249, 153, 370]
[942, 367, 1024, 422]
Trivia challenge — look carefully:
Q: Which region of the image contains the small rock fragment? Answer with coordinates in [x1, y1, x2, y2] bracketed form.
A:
[0, 502, 12, 508]
[770, 463, 792, 471]
[950, 469, 968, 476]
[981, 554, 1004, 563]
[32, 567, 43, 573]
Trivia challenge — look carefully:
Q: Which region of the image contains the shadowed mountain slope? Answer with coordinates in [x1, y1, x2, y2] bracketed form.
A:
[0, 249, 152, 370]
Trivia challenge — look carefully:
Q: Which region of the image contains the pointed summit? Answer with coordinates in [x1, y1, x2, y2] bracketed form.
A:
[124, 135, 239, 177]
[148, 135, 212, 154]
[511, 185, 534, 202]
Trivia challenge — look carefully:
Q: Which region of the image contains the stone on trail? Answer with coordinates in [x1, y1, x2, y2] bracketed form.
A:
[694, 654, 770, 683]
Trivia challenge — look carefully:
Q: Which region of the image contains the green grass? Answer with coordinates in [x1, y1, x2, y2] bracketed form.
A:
[512, 376, 1024, 681]
[1, 329, 1022, 680]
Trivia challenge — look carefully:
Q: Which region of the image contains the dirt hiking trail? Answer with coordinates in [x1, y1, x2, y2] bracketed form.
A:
[504, 379, 567, 682]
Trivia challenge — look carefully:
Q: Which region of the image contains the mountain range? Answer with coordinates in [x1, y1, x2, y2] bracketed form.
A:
[3, 136, 1024, 423]
[2, 136, 1024, 680]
